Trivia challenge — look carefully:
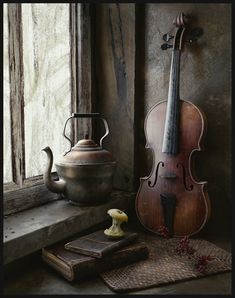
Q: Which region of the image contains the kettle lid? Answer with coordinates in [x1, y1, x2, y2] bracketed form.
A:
[57, 114, 115, 166]
[57, 137, 115, 166]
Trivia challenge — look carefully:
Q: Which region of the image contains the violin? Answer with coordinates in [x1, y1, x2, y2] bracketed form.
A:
[135, 13, 211, 237]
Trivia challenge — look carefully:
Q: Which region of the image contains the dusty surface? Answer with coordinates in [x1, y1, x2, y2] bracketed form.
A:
[4, 220, 231, 295]
[4, 190, 135, 264]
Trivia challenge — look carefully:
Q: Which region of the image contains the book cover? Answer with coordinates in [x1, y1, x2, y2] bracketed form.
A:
[42, 241, 149, 282]
[64, 230, 139, 258]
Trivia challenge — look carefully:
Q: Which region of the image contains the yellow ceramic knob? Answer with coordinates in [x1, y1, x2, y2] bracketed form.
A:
[104, 209, 128, 239]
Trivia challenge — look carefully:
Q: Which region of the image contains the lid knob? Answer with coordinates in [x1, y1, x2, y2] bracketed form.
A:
[75, 138, 99, 148]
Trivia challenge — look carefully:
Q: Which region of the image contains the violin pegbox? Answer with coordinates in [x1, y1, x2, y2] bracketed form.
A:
[161, 12, 187, 51]
[161, 13, 203, 51]
[173, 13, 203, 46]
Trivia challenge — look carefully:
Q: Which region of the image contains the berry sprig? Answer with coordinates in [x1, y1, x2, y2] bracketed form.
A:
[158, 225, 170, 238]
[175, 236, 196, 256]
[175, 235, 215, 273]
[158, 226, 215, 273]
[194, 255, 215, 273]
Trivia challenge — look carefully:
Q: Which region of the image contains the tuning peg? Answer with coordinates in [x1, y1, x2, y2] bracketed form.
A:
[190, 27, 203, 38]
[161, 34, 174, 50]
[186, 27, 203, 44]
[188, 37, 197, 44]
[161, 43, 173, 50]
[163, 33, 174, 42]
[187, 27, 203, 43]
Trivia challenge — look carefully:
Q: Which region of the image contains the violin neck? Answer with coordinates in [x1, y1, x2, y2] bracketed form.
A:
[162, 49, 181, 155]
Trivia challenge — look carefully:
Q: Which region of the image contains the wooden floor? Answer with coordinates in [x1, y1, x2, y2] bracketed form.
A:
[3, 220, 232, 295]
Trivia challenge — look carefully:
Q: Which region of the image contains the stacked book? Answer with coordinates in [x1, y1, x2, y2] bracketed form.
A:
[42, 229, 149, 282]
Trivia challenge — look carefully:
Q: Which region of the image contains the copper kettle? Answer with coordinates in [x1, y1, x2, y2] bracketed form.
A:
[42, 113, 116, 206]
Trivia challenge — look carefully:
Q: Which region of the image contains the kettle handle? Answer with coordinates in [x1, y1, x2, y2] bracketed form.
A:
[63, 113, 110, 155]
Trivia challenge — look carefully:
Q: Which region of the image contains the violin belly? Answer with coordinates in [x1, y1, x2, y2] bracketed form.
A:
[135, 100, 211, 237]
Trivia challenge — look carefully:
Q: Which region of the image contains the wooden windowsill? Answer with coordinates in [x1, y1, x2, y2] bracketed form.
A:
[3, 190, 136, 265]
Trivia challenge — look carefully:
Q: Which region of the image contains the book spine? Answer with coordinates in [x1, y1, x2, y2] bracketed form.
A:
[101, 233, 138, 257]
[42, 254, 73, 281]
[64, 246, 100, 258]
[73, 244, 149, 281]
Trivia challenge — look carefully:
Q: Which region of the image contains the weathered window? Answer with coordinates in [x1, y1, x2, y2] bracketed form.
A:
[22, 4, 72, 178]
[3, 3, 92, 215]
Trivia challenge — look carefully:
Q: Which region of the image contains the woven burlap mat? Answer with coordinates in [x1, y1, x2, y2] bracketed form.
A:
[100, 234, 231, 293]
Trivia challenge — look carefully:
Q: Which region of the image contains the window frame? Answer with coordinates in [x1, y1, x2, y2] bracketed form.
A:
[4, 3, 94, 215]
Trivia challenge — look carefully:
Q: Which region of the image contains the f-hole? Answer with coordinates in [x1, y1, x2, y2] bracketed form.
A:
[148, 161, 164, 188]
[176, 162, 193, 191]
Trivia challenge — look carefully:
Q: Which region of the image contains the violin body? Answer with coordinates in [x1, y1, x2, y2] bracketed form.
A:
[135, 13, 211, 237]
[136, 99, 211, 237]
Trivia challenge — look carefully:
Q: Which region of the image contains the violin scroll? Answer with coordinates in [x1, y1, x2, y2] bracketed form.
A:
[173, 12, 188, 28]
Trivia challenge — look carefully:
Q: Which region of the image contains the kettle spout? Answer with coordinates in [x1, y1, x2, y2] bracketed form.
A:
[42, 146, 66, 194]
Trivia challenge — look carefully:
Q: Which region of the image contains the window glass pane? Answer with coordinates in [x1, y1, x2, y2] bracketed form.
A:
[3, 4, 13, 183]
[22, 4, 72, 178]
